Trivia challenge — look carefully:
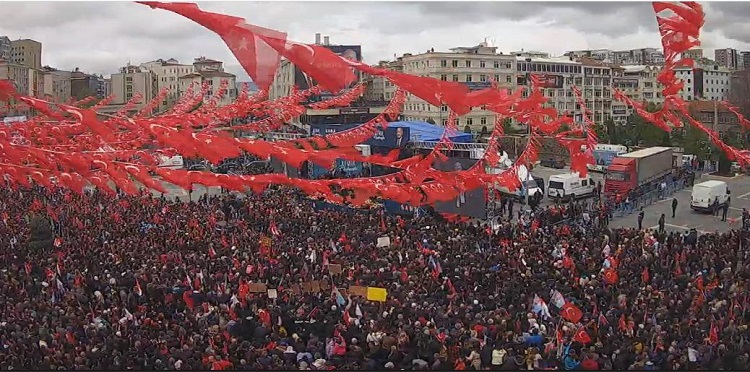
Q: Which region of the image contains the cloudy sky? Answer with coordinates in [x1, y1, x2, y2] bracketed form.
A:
[1, 1, 749, 81]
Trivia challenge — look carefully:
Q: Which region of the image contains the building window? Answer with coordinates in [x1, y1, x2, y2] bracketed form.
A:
[481, 117, 487, 125]
[441, 60, 447, 67]
[452, 60, 458, 68]
[480, 60, 486, 68]
[494, 61, 500, 69]
[452, 74, 459, 82]
[467, 118, 473, 126]
[440, 105, 448, 112]
[480, 74, 487, 82]
[466, 75, 473, 82]
[442, 119, 448, 126]
[494, 74, 500, 82]
[466, 60, 472, 68]
[506, 75, 512, 83]
[440, 74, 447, 81]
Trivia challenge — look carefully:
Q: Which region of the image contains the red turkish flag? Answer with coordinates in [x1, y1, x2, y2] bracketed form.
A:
[604, 269, 619, 285]
[560, 302, 583, 324]
[137, 2, 284, 91]
[573, 327, 592, 345]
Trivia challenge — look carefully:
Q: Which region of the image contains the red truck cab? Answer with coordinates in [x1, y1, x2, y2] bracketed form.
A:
[604, 157, 636, 196]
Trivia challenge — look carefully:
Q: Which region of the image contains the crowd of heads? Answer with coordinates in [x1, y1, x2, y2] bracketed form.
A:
[0, 180, 748, 370]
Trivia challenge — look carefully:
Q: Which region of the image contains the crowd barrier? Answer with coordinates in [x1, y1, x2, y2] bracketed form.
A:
[610, 177, 690, 218]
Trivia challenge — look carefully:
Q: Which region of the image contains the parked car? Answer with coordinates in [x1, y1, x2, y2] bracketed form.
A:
[540, 158, 566, 169]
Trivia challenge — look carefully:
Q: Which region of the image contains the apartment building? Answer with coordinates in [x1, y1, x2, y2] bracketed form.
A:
[140, 58, 195, 111]
[565, 48, 664, 65]
[0, 36, 10, 61]
[714, 48, 739, 70]
[687, 100, 739, 137]
[177, 57, 237, 107]
[740, 51, 750, 70]
[399, 42, 517, 132]
[514, 55, 614, 127]
[620, 65, 665, 104]
[41, 67, 72, 103]
[108, 64, 158, 113]
[69, 69, 110, 100]
[681, 49, 703, 61]
[10, 39, 42, 70]
[363, 59, 403, 102]
[674, 63, 731, 102]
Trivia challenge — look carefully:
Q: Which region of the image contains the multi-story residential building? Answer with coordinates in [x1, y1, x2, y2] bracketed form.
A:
[619, 65, 665, 105]
[140, 58, 194, 111]
[714, 48, 739, 70]
[674, 63, 731, 102]
[363, 59, 402, 102]
[682, 49, 703, 61]
[70, 68, 110, 100]
[514, 55, 613, 126]
[566, 48, 664, 65]
[100, 78, 112, 98]
[177, 57, 237, 107]
[686, 100, 739, 137]
[740, 51, 750, 70]
[10, 39, 42, 70]
[566, 49, 614, 63]
[0, 61, 29, 113]
[41, 67, 72, 103]
[108, 64, 158, 113]
[399, 42, 517, 132]
[0, 36, 11, 61]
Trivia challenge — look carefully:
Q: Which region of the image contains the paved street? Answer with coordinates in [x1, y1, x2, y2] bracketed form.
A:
[609, 173, 749, 233]
[152, 168, 749, 234]
[532, 166, 748, 233]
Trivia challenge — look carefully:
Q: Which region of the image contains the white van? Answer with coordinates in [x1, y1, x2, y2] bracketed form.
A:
[547, 173, 596, 200]
[691, 180, 730, 212]
[492, 164, 542, 201]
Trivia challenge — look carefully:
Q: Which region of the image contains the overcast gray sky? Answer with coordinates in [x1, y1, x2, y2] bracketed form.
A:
[1, 1, 749, 81]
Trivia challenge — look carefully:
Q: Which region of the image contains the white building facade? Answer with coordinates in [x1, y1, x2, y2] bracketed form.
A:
[399, 43, 517, 132]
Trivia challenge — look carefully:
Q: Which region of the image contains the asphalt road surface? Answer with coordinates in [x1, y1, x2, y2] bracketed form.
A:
[154, 168, 750, 234]
[608, 173, 749, 234]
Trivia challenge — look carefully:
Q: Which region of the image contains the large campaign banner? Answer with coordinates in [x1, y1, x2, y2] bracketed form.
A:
[431, 157, 487, 219]
[309, 124, 409, 149]
[383, 200, 427, 216]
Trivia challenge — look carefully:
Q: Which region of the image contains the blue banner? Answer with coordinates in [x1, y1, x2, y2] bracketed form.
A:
[311, 200, 361, 214]
[309, 159, 364, 179]
[383, 200, 426, 216]
[309, 124, 409, 149]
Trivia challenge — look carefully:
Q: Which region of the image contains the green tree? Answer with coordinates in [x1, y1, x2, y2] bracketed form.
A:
[595, 119, 614, 143]
[659, 131, 672, 146]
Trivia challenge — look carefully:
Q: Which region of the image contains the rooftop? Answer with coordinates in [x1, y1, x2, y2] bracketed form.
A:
[179, 71, 235, 79]
[515, 55, 579, 64]
[687, 100, 731, 113]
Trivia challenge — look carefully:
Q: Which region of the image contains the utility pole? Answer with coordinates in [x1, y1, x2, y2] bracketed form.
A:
[524, 69, 532, 211]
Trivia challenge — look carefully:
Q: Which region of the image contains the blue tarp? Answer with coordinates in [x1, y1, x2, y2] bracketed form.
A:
[386, 121, 472, 143]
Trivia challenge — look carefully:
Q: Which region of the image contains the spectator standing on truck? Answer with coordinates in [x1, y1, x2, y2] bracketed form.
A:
[671, 197, 678, 218]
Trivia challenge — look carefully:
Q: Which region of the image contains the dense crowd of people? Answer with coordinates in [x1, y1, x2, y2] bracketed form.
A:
[0, 181, 748, 370]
